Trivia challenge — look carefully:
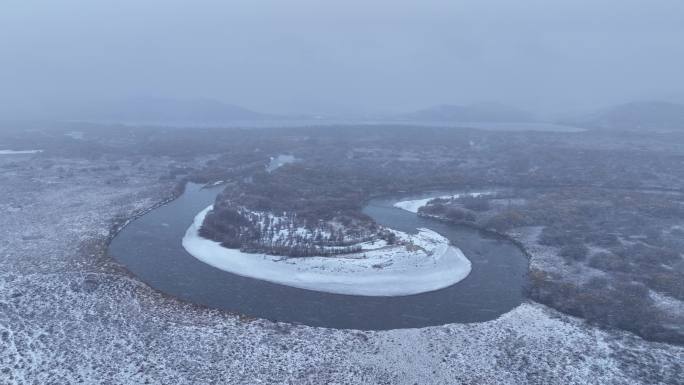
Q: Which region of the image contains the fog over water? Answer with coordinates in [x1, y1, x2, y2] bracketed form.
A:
[1, 0, 684, 118]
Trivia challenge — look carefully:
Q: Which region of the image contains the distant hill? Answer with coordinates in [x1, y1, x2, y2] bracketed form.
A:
[400, 103, 535, 123]
[567, 101, 684, 131]
[57, 97, 273, 124]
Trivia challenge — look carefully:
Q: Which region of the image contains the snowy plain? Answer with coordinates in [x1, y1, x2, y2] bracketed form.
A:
[183, 205, 472, 296]
[1, 152, 682, 384]
[0, 149, 43, 155]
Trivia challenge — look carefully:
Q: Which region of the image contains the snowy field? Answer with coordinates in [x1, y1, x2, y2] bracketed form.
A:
[265, 154, 297, 172]
[183, 206, 471, 296]
[1, 154, 682, 384]
[0, 149, 43, 155]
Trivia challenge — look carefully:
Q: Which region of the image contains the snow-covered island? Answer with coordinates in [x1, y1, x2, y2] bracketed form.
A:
[183, 205, 471, 296]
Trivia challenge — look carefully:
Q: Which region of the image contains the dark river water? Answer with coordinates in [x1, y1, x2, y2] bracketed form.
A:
[108, 183, 528, 330]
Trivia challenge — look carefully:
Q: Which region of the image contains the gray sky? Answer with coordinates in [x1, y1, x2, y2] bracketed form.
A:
[1, 0, 684, 117]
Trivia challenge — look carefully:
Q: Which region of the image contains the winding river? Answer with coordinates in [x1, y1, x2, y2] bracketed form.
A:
[108, 183, 528, 330]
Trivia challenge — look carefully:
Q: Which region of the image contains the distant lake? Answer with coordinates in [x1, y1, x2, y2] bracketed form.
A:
[108, 184, 529, 330]
[82, 119, 585, 132]
[443, 121, 585, 132]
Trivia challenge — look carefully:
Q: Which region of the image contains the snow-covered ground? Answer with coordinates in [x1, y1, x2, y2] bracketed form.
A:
[393, 191, 493, 213]
[0, 149, 43, 155]
[183, 205, 471, 296]
[266, 154, 297, 172]
[2, 152, 683, 385]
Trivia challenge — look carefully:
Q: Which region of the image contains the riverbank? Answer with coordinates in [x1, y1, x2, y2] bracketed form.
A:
[393, 192, 494, 214]
[393, 193, 535, 259]
[393, 189, 684, 345]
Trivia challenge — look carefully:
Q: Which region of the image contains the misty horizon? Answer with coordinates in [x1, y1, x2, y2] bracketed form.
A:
[2, 0, 684, 119]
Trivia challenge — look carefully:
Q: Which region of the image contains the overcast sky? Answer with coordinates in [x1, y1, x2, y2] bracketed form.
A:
[1, 0, 684, 117]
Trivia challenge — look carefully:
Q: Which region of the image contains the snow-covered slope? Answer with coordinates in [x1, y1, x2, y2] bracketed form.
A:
[183, 205, 472, 296]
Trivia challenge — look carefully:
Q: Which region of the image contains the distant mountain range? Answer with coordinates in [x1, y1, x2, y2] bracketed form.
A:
[565, 101, 684, 131]
[16, 98, 684, 130]
[54, 99, 539, 125]
[399, 103, 535, 123]
[12, 98, 276, 126]
[43, 97, 274, 124]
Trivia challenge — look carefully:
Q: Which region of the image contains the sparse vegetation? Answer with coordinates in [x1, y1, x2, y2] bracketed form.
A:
[2, 121, 684, 384]
[418, 187, 684, 344]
